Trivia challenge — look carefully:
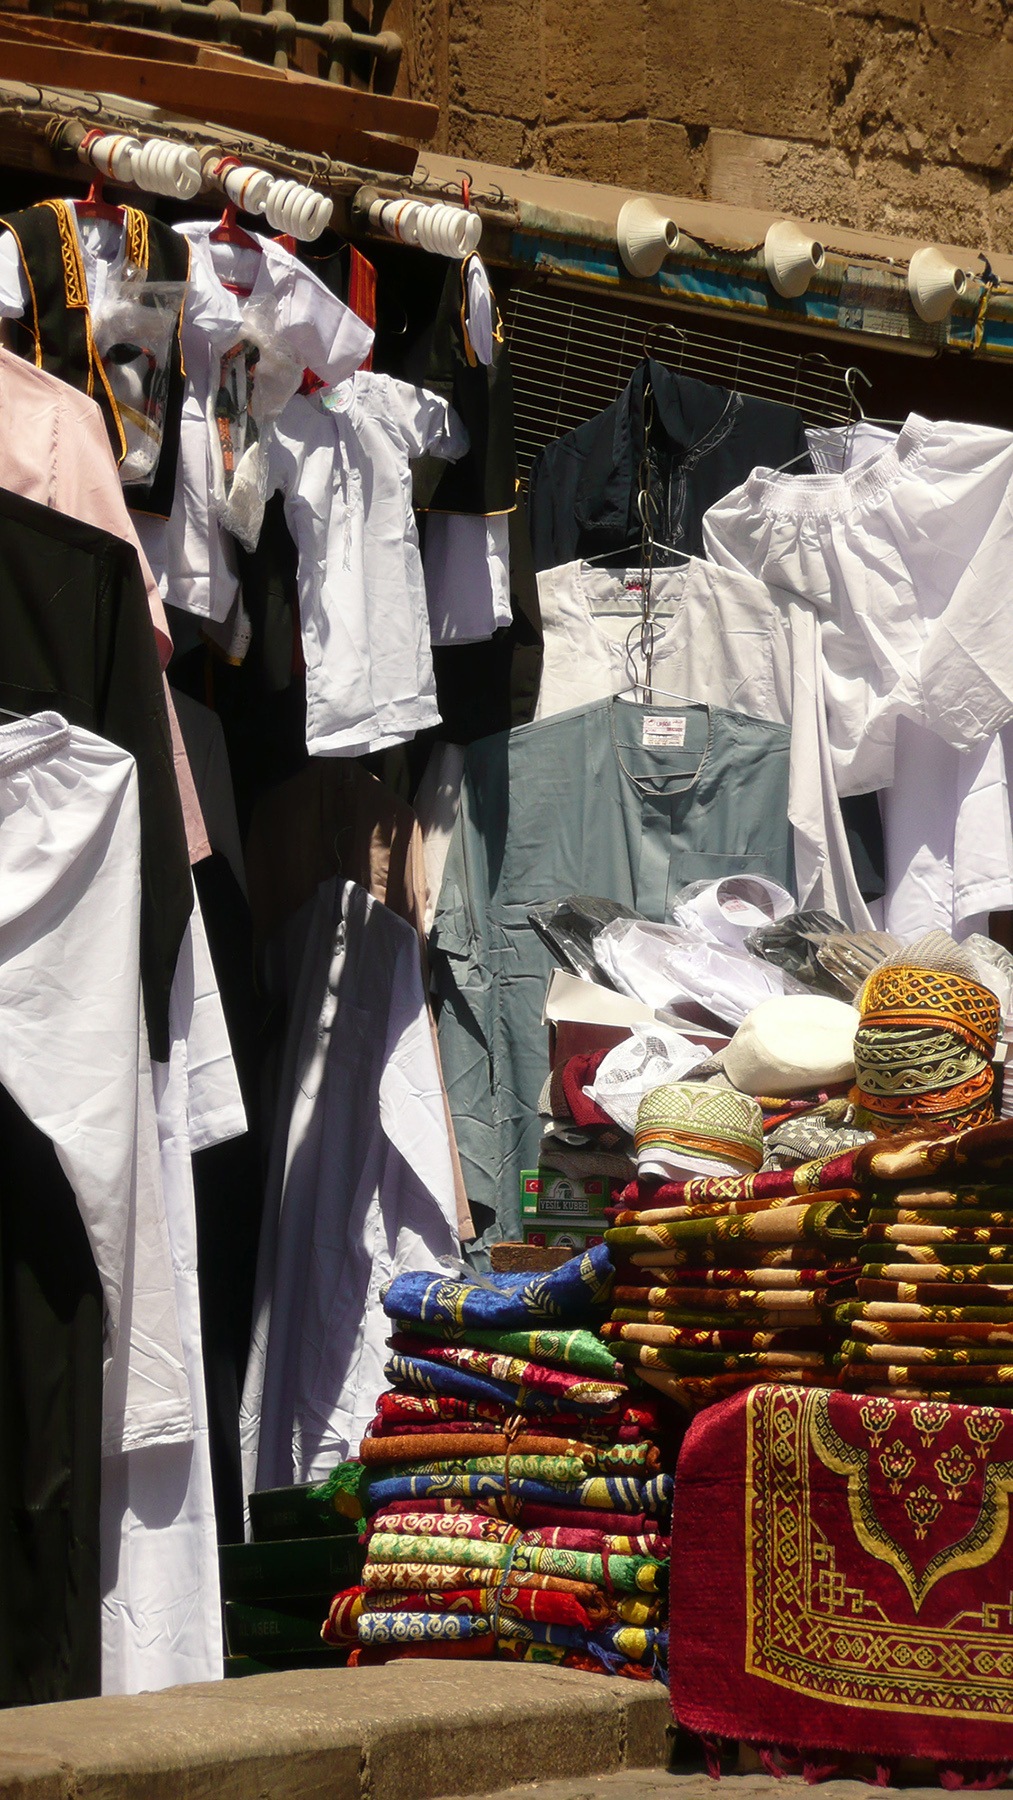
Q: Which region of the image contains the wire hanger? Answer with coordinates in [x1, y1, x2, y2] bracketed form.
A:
[582, 538, 691, 567]
[614, 681, 696, 705]
[634, 486, 693, 563]
[767, 362, 885, 476]
[73, 174, 124, 225]
[581, 489, 694, 567]
[843, 365, 907, 428]
[643, 319, 689, 363]
[835, 367, 907, 471]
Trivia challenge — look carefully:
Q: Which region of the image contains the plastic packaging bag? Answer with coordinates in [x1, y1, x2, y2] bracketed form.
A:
[744, 909, 850, 992]
[582, 1023, 709, 1134]
[670, 875, 796, 947]
[528, 896, 644, 984]
[95, 269, 186, 487]
[207, 295, 306, 550]
[593, 917, 805, 1032]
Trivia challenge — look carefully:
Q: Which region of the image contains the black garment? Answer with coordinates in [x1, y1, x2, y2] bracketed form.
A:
[0, 1082, 104, 1708]
[407, 254, 517, 518]
[0, 485, 192, 1059]
[190, 854, 266, 1545]
[0, 201, 189, 518]
[284, 230, 364, 313]
[526, 358, 811, 570]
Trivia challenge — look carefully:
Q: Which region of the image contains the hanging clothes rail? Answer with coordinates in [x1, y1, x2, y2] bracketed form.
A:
[5, 79, 1013, 363]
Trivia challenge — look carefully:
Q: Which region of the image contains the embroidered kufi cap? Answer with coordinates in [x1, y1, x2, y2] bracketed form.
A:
[852, 930, 1000, 1135]
[634, 1081, 763, 1180]
[859, 946, 1000, 1060]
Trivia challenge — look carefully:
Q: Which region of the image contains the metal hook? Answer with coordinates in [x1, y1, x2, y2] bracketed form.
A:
[844, 365, 872, 420]
[643, 317, 689, 360]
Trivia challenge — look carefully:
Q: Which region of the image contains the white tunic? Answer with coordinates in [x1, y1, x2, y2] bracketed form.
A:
[102, 896, 245, 1695]
[269, 376, 468, 756]
[533, 557, 869, 927]
[0, 715, 190, 1457]
[703, 414, 1013, 794]
[704, 416, 1013, 936]
[241, 879, 460, 1495]
[137, 225, 373, 623]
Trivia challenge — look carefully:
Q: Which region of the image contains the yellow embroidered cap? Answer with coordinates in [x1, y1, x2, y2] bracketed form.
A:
[860, 965, 1000, 1060]
[634, 1081, 764, 1180]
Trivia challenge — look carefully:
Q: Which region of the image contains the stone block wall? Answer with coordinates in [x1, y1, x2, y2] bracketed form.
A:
[391, 0, 1013, 249]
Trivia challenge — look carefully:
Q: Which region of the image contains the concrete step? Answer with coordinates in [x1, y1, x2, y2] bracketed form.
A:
[0, 1664, 670, 1800]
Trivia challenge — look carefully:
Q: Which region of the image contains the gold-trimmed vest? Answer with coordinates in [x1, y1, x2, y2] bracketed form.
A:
[0, 199, 189, 517]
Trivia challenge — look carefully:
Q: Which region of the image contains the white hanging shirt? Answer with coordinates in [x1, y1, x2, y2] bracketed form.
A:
[704, 417, 1013, 937]
[534, 557, 870, 927]
[136, 225, 374, 623]
[102, 890, 241, 1696]
[134, 236, 246, 623]
[269, 375, 468, 756]
[0, 713, 191, 1457]
[424, 512, 512, 645]
[703, 414, 1013, 792]
[241, 878, 460, 1492]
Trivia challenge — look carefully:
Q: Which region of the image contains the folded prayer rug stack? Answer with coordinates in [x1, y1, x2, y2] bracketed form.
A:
[321, 1245, 672, 1678]
[835, 1119, 1013, 1405]
[603, 1157, 866, 1411]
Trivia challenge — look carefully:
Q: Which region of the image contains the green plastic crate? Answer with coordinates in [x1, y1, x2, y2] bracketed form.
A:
[247, 1483, 359, 1543]
[225, 1597, 338, 1659]
[220, 1534, 365, 1603]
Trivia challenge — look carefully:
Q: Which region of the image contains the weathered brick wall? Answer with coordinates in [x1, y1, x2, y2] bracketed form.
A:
[395, 0, 1013, 249]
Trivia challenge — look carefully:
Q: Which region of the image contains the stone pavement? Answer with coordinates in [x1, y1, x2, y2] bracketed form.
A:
[458, 1772, 971, 1800]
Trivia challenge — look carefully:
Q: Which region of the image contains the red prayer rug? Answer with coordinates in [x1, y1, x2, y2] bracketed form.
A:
[670, 1384, 1013, 1770]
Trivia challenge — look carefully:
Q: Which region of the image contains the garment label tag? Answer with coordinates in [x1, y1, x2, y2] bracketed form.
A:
[624, 573, 643, 595]
[642, 715, 686, 748]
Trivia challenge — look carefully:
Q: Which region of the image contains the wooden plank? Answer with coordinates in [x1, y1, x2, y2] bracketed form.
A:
[0, 7, 256, 65]
[0, 39, 436, 156]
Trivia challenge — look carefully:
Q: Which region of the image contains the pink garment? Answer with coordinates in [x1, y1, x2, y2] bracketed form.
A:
[0, 346, 209, 861]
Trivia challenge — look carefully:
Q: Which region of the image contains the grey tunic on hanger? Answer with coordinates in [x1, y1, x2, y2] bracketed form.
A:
[431, 696, 793, 1254]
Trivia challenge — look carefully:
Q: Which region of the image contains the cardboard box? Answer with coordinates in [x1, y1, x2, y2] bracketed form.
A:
[523, 1219, 606, 1253]
[520, 1168, 610, 1220]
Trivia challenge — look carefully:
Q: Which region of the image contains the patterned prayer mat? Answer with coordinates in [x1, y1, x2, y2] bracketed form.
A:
[669, 1383, 1013, 1768]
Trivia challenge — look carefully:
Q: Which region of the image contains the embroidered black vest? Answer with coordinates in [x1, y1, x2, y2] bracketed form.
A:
[411, 252, 517, 517]
[0, 199, 189, 518]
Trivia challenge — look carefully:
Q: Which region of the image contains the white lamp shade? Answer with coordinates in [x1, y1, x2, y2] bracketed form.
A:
[617, 197, 679, 279]
[764, 220, 825, 299]
[907, 245, 968, 323]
